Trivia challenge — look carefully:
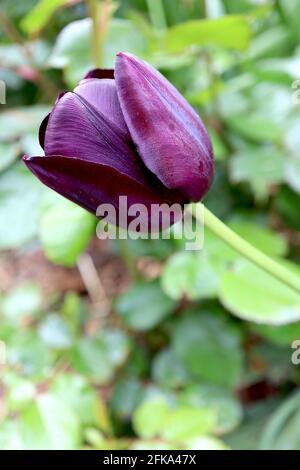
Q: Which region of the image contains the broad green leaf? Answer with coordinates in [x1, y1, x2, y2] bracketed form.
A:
[111, 379, 144, 420]
[180, 384, 242, 435]
[51, 374, 111, 431]
[39, 198, 96, 267]
[285, 157, 300, 194]
[133, 396, 216, 442]
[227, 115, 283, 143]
[185, 436, 229, 450]
[224, 400, 278, 450]
[249, 26, 292, 60]
[220, 260, 300, 325]
[133, 397, 170, 439]
[172, 312, 244, 388]
[2, 283, 42, 325]
[0, 164, 44, 249]
[162, 407, 216, 441]
[7, 329, 52, 377]
[71, 330, 130, 383]
[260, 392, 300, 450]
[251, 322, 300, 347]
[161, 252, 219, 300]
[165, 15, 251, 53]
[0, 106, 50, 141]
[5, 374, 35, 412]
[229, 147, 284, 200]
[0, 143, 20, 172]
[115, 281, 176, 330]
[38, 314, 73, 350]
[130, 440, 176, 450]
[19, 394, 80, 450]
[49, 18, 147, 86]
[21, 0, 68, 35]
[275, 186, 300, 231]
[152, 349, 189, 388]
[0, 42, 50, 69]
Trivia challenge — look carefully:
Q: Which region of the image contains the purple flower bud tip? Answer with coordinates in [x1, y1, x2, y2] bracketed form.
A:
[24, 52, 214, 230]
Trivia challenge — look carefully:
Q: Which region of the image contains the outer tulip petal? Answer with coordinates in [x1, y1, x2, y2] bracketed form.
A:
[74, 78, 128, 133]
[39, 112, 50, 149]
[43, 91, 146, 182]
[39, 92, 67, 150]
[84, 69, 114, 79]
[23, 155, 182, 231]
[115, 52, 214, 201]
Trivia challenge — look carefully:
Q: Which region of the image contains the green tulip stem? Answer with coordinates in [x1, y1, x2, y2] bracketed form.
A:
[86, 0, 102, 67]
[146, 0, 167, 32]
[192, 203, 300, 295]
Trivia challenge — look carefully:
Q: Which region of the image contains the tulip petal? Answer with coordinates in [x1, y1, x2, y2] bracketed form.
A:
[115, 52, 214, 201]
[84, 69, 114, 79]
[39, 92, 67, 150]
[39, 112, 50, 149]
[44, 91, 146, 181]
[23, 155, 182, 230]
[74, 78, 128, 132]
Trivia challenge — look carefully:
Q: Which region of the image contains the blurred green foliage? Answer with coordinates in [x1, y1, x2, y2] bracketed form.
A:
[1, 0, 300, 450]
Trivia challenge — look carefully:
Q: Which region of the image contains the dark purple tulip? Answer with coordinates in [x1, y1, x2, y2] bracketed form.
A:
[23, 52, 214, 230]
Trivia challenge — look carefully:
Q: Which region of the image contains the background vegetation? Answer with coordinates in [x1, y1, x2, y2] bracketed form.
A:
[0, 0, 300, 450]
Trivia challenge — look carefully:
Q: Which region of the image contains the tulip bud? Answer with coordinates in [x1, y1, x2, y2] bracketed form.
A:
[23, 53, 214, 232]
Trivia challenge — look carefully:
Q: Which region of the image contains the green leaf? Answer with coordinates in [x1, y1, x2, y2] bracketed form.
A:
[162, 407, 216, 441]
[285, 157, 300, 194]
[249, 26, 292, 60]
[275, 186, 300, 231]
[229, 147, 284, 200]
[133, 397, 170, 439]
[260, 392, 300, 450]
[19, 394, 80, 450]
[115, 281, 176, 331]
[185, 435, 229, 450]
[39, 198, 96, 267]
[38, 314, 73, 350]
[172, 312, 244, 388]
[51, 374, 111, 431]
[7, 330, 52, 377]
[161, 251, 219, 300]
[251, 322, 300, 347]
[133, 397, 216, 442]
[227, 115, 283, 143]
[111, 379, 144, 420]
[0, 164, 44, 249]
[71, 330, 130, 383]
[180, 384, 242, 435]
[164, 15, 251, 53]
[0, 106, 50, 141]
[219, 259, 300, 325]
[0, 42, 50, 69]
[152, 348, 189, 388]
[21, 0, 68, 35]
[0, 143, 20, 172]
[2, 283, 42, 325]
[49, 18, 147, 86]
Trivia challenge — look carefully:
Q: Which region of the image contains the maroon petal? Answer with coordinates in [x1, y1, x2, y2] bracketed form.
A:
[115, 52, 214, 201]
[23, 155, 182, 231]
[74, 78, 129, 133]
[39, 92, 67, 150]
[43, 91, 145, 182]
[39, 113, 50, 149]
[84, 69, 114, 79]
